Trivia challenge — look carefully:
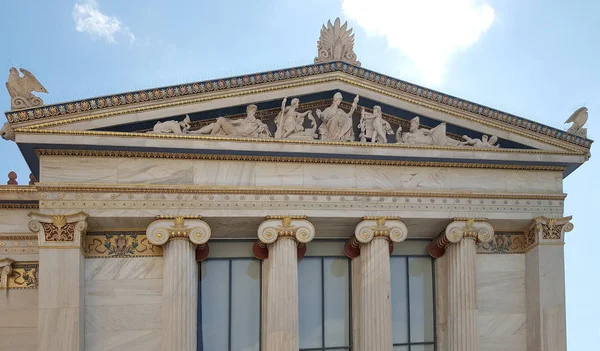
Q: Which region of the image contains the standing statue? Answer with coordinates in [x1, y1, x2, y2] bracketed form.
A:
[147, 115, 191, 134]
[359, 106, 393, 143]
[274, 97, 317, 140]
[314, 18, 361, 66]
[191, 104, 271, 138]
[462, 134, 500, 148]
[564, 107, 588, 138]
[317, 92, 359, 142]
[5, 67, 48, 110]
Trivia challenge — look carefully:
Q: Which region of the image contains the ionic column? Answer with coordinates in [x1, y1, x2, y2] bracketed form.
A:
[28, 212, 88, 351]
[146, 216, 211, 351]
[253, 216, 315, 351]
[525, 216, 573, 351]
[428, 219, 494, 351]
[344, 217, 408, 351]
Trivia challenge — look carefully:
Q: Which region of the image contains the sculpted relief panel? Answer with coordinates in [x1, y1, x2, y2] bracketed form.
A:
[147, 92, 503, 148]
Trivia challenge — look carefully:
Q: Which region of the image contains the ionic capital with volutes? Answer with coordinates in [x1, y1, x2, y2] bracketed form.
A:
[28, 211, 88, 249]
[146, 216, 212, 260]
[428, 218, 494, 258]
[525, 215, 573, 249]
[253, 216, 315, 259]
[344, 217, 408, 258]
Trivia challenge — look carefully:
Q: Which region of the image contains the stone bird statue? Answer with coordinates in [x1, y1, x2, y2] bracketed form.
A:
[5, 67, 48, 110]
[564, 107, 588, 138]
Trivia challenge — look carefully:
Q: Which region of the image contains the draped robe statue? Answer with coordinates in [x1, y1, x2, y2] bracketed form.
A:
[316, 92, 359, 142]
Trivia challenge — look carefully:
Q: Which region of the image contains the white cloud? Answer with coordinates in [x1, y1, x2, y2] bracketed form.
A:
[72, 0, 135, 43]
[341, 0, 495, 85]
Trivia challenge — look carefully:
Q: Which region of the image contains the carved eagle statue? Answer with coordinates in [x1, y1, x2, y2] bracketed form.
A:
[564, 106, 588, 138]
[5, 67, 48, 109]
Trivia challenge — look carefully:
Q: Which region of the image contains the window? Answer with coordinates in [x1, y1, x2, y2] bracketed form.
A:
[391, 241, 436, 351]
[198, 242, 261, 351]
[298, 242, 352, 350]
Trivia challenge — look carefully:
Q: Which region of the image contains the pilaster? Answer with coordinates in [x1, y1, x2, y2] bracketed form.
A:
[254, 216, 315, 351]
[28, 211, 88, 351]
[525, 216, 573, 351]
[345, 217, 408, 351]
[146, 216, 211, 351]
[429, 219, 494, 351]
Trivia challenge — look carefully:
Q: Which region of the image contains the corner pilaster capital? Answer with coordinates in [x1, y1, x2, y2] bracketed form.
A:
[28, 211, 88, 248]
[0, 258, 14, 289]
[525, 216, 573, 249]
[344, 217, 408, 258]
[253, 216, 315, 260]
[146, 216, 211, 246]
[428, 219, 494, 258]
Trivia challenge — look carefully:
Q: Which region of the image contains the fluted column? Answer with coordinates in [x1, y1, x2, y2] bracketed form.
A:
[345, 217, 408, 351]
[28, 212, 88, 351]
[146, 216, 211, 351]
[253, 216, 315, 351]
[429, 219, 494, 351]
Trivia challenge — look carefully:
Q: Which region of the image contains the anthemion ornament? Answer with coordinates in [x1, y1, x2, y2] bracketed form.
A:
[314, 18, 361, 66]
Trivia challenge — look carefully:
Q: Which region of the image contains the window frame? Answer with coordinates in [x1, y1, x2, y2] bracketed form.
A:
[390, 239, 437, 351]
[198, 240, 263, 351]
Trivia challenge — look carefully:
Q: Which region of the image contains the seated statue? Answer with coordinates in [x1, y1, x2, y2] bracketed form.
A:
[317, 92, 359, 142]
[358, 106, 393, 143]
[462, 134, 500, 148]
[274, 97, 316, 140]
[148, 115, 191, 134]
[190, 104, 271, 138]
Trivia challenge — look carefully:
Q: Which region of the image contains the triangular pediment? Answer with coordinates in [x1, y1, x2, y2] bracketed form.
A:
[4, 63, 590, 179]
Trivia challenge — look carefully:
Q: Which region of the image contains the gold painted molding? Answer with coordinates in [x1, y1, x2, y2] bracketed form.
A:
[18, 128, 586, 155]
[0, 203, 39, 209]
[34, 183, 568, 200]
[34, 149, 570, 171]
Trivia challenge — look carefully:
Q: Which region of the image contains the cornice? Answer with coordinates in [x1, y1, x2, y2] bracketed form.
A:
[18, 128, 586, 155]
[33, 149, 572, 171]
[5, 62, 591, 151]
[35, 183, 567, 200]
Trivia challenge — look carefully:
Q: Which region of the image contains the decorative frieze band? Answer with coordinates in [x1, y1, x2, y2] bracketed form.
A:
[1, 261, 38, 289]
[85, 231, 162, 258]
[429, 219, 494, 258]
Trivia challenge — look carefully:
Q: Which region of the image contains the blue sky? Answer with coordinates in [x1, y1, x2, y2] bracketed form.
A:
[1, 0, 598, 347]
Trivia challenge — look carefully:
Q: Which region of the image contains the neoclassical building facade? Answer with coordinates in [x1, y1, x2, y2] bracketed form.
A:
[0, 18, 590, 351]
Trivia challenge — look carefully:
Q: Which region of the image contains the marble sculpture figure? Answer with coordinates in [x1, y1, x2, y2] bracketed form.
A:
[274, 97, 317, 140]
[148, 115, 191, 134]
[359, 106, 393, 143]
[316, 92, 359, 142]
[564, 106, 588, 138]
[191, 104, 271, 138]
[5, 67, 48, 110]
[462, 134, 500, 148]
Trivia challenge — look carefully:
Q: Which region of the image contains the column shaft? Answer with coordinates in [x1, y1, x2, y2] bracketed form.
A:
[359, 237, 393, 351]
[264, 238, 299, 351]
[447, 238, 479, 351]
[162, 240, 198, 351]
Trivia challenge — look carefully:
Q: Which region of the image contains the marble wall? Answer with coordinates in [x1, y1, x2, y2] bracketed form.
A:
[0, 289, 38, 351]
[84, 257, 162, 351]
[476, 254, 527, 351]
[39, 156, 563, 194]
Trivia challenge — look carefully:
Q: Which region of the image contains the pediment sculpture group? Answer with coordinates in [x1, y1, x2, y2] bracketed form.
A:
[149, 92, 500, 148]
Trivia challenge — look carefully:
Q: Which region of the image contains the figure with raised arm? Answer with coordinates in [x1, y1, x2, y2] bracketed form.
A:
[359, 105, 393, 143]
[316, 92, 359, 142]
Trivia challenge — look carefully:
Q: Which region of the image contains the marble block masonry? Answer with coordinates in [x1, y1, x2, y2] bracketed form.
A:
[0, 17, 589, 351]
